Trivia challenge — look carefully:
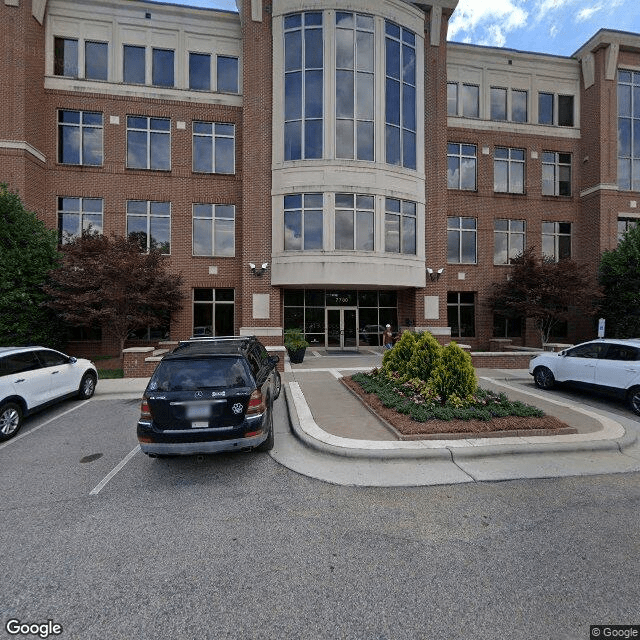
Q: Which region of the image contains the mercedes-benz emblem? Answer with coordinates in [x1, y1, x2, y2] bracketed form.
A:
[194, 391, 203, 399]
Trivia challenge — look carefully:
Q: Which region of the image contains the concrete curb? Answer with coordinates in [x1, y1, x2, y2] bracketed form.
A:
[284, 379, 638, 460]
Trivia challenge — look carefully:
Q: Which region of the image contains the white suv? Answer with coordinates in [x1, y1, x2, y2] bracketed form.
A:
[0, 347, 98, 441]
[529, 339, 640, 415]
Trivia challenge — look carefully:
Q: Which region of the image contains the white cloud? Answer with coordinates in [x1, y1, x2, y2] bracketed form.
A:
[448, 0, 528, 46]
[576, 4, 602, 21]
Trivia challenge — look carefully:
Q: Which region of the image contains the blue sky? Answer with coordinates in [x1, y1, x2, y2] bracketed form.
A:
[160, 0, 640, 57]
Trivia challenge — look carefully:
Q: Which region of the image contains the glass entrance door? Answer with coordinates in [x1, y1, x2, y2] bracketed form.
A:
[326, 307, 358, 350]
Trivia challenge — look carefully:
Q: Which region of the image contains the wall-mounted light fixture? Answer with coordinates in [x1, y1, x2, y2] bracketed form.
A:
[249, 262, 269, 277]
[427, 267, 444, 282]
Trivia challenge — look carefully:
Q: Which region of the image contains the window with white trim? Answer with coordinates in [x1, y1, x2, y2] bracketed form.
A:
[193, 204, 235, 257]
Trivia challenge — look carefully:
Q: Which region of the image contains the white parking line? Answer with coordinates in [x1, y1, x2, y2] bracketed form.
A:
[89, 445, 140, 495]
[0, 401, 90, 452]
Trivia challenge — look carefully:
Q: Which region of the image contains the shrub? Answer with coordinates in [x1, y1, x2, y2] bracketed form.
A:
[381, 330, 417, 379]
[428, 342, 477, 403]
[406, 331, 442, 382]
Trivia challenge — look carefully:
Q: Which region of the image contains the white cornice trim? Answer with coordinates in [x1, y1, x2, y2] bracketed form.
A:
[447, 117, 581, 139]
[32, 0, 47, 24]
[0, 140, 46, 163]
[580, 183, 619, 197]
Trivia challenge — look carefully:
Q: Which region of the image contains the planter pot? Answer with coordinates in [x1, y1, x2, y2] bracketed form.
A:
[287, 347, 306, 364]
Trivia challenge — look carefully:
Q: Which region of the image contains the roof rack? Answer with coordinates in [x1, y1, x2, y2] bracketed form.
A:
[179, 335, 256, 344]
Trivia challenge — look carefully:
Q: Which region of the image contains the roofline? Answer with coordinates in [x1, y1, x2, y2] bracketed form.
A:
[447, 40, 574, 61]
[573, 28, 640, 59]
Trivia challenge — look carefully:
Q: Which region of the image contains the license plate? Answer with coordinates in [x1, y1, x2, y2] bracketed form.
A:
[191, 421, 209, 429]
[186, 405, 212, 419]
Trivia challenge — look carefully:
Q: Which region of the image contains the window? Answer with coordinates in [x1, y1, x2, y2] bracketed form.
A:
[491, 88, 527, 122]
[193, 204, 235, 256]
[284, 12, 323, 160]
[385, 21, 416, 169]
[85, 41, 108, 81]
[335, 193, 374, 251]
[447, 217, 477, 264]
[512, 90, 527, 123]
[461, 84, 479, 118]
[447, 82, 457, 116]
[189, 53, 210, 90]
[542, 221, 571, 261]
[217, 56, 239, 93]
[618, 70, 640, 191]
[618, 217, 639, 242]
[58, 110, 103, 166]
[494, 147, 525, 193]
[126, 116, 170, 170]
[447, 292, 475, 338]
[542, 152, 571, 196]
[284, 193, 323, 250]
[494, 219, 525, 265]
[54, 37, 78, 77]
[490, 87, 507, 121]
[538, 92, 574, 126]
[152, 48, 174, 87]
[384, 198, 416, 254]
[123, 45, 145, 84]
[447, 143, 477, 190]
[449, 83, 480, 118]
[193, 288, 234, 337]
[493, 314, 523, 338]
[126, 200, 171, 254]
[58, 197, 103, 243]
[335, 12, 375, 161]
[193, 122, 235, 174]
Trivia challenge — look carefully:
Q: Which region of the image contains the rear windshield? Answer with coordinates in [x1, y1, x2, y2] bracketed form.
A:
[148, 357, 251, 392]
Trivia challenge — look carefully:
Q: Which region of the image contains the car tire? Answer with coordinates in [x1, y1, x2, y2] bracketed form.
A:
[0, 402, 23, 441]
[627, 387, 640, 416]
[77, 372, 97, 399]
[255, 403, 274, 452]
[533, 366, 555, 390]
[273, 370, 281, 401]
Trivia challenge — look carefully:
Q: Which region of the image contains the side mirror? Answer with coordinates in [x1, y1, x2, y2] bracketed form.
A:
[69, 356, 77, 363]
[270, 355, 280, 367]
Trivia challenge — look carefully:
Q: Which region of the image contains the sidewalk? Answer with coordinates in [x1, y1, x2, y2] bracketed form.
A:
[281, 349, 640, 468]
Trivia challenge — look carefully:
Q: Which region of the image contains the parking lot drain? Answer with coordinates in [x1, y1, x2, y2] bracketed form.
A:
[80, 453, 103, 463]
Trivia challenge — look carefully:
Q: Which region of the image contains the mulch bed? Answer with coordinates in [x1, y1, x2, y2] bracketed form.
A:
[340, 375, 577, 440]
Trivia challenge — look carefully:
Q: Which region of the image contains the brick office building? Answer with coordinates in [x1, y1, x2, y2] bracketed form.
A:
[2, 0, 640, 355]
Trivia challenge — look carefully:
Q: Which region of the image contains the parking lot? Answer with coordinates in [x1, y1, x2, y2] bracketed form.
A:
[2, 386, 639, 640]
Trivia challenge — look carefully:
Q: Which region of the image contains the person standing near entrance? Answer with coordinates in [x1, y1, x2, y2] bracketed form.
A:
[383, 324, 393, 350]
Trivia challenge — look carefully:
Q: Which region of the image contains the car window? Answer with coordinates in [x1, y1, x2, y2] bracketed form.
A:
[603, 345, 640, 361]
[148, 357, 251, 392]
[36, 349, 69, 367]
[247, 348, 261, 377]
[3, 352, 42, 375]
[565, 343, 606, 359]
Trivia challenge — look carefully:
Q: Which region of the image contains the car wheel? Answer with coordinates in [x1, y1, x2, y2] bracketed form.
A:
[0, 402, 23, 441]
[627, 387, 640, 416]
[78, 372, 97, 399]
[533, 366, 555, 390]
[255, 404, 274, 452]
[273, 370, 281, 401]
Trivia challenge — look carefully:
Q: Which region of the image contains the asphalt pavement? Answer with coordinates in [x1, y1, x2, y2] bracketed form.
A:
[95, 347, 640, 486]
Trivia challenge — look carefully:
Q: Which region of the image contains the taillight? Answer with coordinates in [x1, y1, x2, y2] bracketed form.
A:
[246, 389, 266, 415]
[140, 398, 152, 420]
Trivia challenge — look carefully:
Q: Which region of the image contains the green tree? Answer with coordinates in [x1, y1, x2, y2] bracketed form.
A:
[406, 331, 442, 382]
[488, 247, 600, 346]
[382, 330, 417, 379]
[0, 184, 61, 346]
[599, 223, 640, 337]
[429, 342, 477, 402]
[45, 233, 184, 358]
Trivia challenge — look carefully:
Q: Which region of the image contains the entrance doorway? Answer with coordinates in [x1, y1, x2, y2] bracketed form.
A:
[326, 307, 358, 350]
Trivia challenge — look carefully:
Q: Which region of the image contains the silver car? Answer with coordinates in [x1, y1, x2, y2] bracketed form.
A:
[0, 347, 98, 441]
[529, 339, 640, 415]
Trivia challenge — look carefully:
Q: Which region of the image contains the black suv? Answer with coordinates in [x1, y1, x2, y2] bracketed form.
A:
[137, 337, 281, 457]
